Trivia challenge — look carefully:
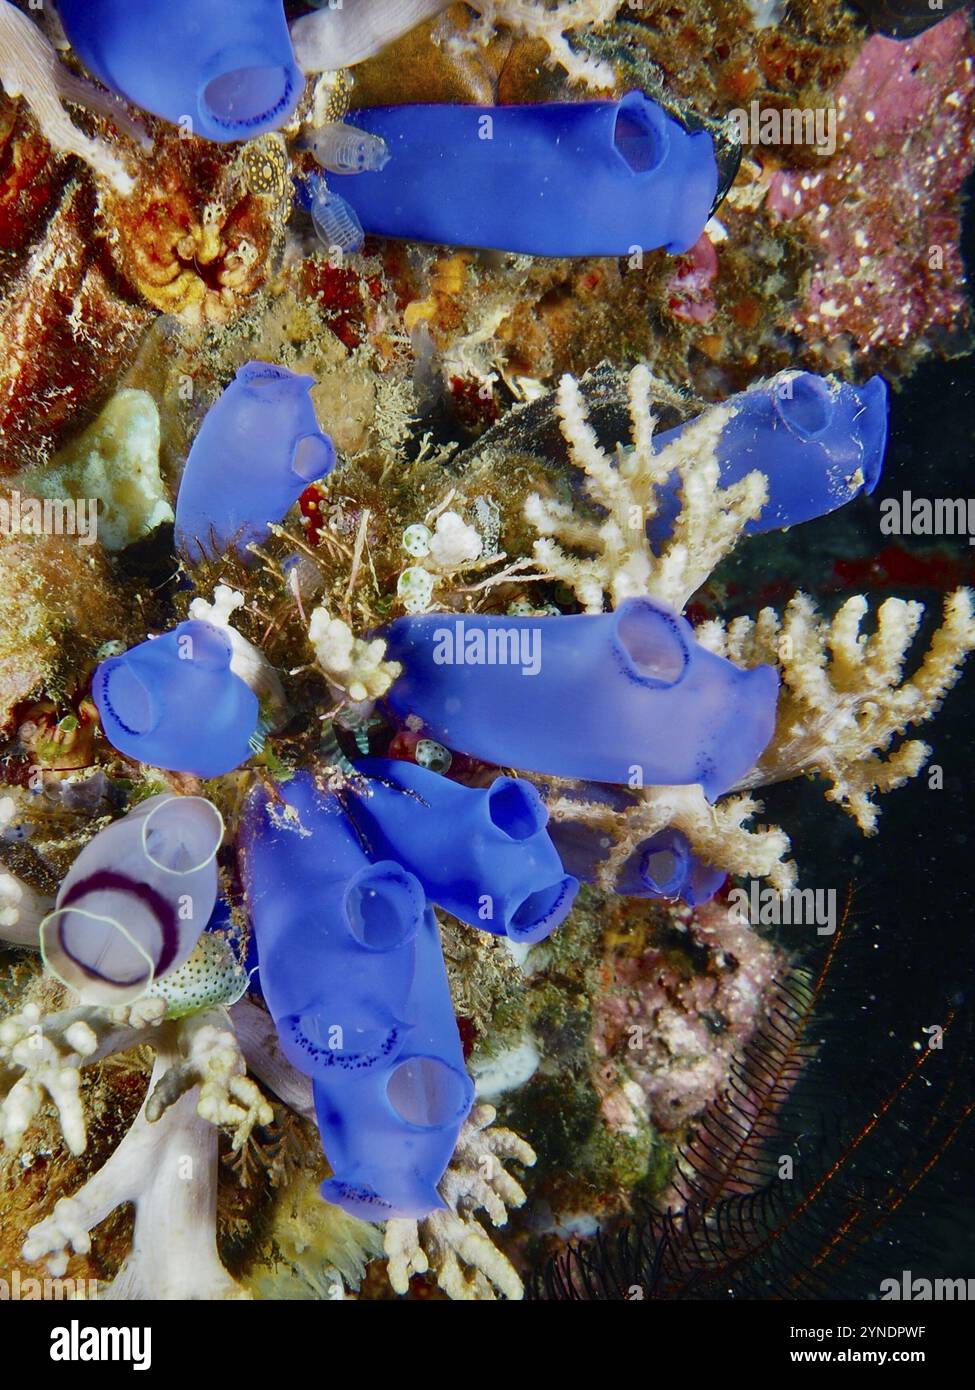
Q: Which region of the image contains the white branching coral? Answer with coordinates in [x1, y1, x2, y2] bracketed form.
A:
[384, 1103, 535, 1300]
[525, 367, 975, 882]
[465, 1, 624, 89]
[290, 0, 623, 90]
[2, 980, 271, 1298]
[0, 996, 165, 1156]
[308, 605, 402, 703]
[700, 588, 975, 833]
[189, 584, 288, 724]
[22, 1014, 262, 1299]
[527, 366, 767, 614]
[0, 1, 144, 194]
[0, 794, 53, 947]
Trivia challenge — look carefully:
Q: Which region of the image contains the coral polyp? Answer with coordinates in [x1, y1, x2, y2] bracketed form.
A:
[0, 0, 974, 1318]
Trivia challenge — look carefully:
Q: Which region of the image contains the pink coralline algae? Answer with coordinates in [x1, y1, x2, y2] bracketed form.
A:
[592, 901, 786, 1136]
[666, 232, 719, 326]
[766, 12, 975, 360]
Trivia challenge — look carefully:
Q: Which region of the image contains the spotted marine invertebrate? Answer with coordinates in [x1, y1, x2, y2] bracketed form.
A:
[525, 366, 887, 614]
[348, 759, 579, 944]
[175, 362, 335, 563]
[92, 621, 260, 776]
[384, 598, 779, 799]
[39, 794, 223, 1005]
[0, 1, 141, 194]
[56, 0, 303, 143]
[337, 92, 718, 257]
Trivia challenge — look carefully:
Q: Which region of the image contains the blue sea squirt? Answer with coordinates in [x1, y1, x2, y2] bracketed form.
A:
[92, 620, 260, 777]
[55, 0, 303, 142]
[175, 362, 335, 562]
[334, 91, 719, 256]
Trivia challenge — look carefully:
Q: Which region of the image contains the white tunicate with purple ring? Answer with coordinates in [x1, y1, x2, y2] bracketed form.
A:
[40, 795, 224, 1006]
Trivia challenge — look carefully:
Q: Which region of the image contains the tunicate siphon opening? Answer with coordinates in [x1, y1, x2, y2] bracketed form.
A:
[344, 864, 423, 951]
[616, 600, 688, 684]
[387, 1056, 469, 1129]
[509, 875, 577, 943]
[142, 796, 224, 876]
[487, 777, 547, 841]
[774, 373, 832, 439]
[291, 432, 335, 482]
[202, 66, 294, 130]
[614, 98, 667, 174]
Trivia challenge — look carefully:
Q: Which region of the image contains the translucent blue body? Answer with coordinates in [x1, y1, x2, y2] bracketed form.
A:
[616, 828, 726, 907]
[335, 91, 718, 256]
[240, 773, 473, 1218]
[349, 759, 579, 944]
[92, 620, 259, 776]
[56, 0, 303, 143]
[649, 373, 888, 540]
[239, 773, 426, 1078]
[383, 597, 779, 800]
[314, 909, 475, 1220]
[175, 362, 335, 562]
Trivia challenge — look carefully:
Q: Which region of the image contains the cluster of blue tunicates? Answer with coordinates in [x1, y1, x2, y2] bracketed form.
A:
[240, 772, 491, 1218]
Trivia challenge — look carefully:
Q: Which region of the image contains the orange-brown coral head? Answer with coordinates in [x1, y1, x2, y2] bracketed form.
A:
[103, 132, 291, 325]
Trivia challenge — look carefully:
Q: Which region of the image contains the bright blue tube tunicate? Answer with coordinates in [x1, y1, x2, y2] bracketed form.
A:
[315, 909, 475, 1220]
[239, 773, 426, 1078]
[175, 362, 335, 562]
[92, 620, 259, 776]
[383, 597, 778, 801]
[648, 373, 888, 540]
[334, 91, 718, 256]
[615, 829, 726, 906]
[239, 772, 473, 1218]
[348, 759, 579, 944]
[56, 0, 303, 143]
